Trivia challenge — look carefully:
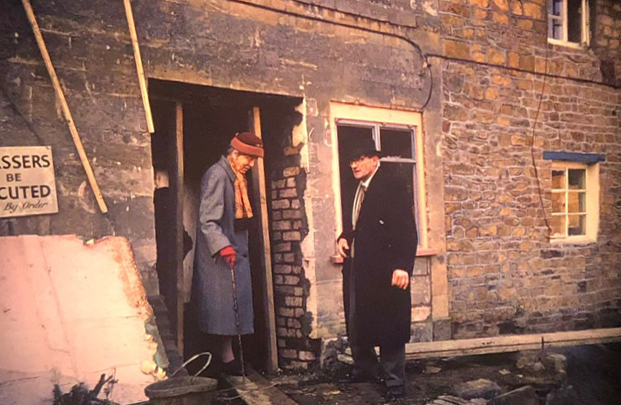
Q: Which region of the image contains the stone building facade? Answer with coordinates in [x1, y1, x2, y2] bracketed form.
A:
[1, 0, 620, 371]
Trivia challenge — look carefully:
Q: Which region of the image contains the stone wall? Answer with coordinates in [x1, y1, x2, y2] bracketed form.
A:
[1, 0, 619, 369]
[592, 0, 621, 86]
[442, 57, 621, 337]
[0, 0, 157, 291]
[438, 0, 620, 86]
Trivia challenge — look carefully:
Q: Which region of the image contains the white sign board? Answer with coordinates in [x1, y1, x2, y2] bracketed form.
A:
[0, 146, 59, 218]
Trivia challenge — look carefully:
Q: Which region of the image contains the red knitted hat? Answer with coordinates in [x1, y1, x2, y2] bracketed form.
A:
[231, 132, 264, 158]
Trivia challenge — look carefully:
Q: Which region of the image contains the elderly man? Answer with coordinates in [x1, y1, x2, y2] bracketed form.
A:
[336, 139, 418, 401]
[192, 132, 264, 377]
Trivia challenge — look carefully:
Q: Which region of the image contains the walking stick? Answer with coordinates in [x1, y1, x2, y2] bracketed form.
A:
[229, 262, 246, 379]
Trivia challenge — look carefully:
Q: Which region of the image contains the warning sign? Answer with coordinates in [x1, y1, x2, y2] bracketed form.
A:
[0, 146, 59, 218]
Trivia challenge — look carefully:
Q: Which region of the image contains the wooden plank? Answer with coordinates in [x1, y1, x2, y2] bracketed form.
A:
[123, 0, 155, 133]
[21, 0, 108, 214]
[344, 327, 621, 360]
[223, 368, 299, 405]
[404, 327, 621, 360]
[251, 107, 279, 373]
[174, 102, 184, 354]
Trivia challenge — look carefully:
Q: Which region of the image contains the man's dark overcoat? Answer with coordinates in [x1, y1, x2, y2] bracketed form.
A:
[340, 166, 418, 347]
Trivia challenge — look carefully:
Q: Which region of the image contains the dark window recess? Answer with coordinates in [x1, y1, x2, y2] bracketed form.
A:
[567, 0, 583, 43]
[336, 123, 420, 242]
[381, 163, 415, 210]
[380, 128, 413, 159]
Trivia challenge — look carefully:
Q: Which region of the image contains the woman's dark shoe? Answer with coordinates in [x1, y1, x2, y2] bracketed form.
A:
[220, 359, 244, 377]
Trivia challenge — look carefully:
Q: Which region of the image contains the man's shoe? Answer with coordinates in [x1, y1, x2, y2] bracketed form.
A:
[383, 386, 406, 402]
[338, 372, 379, 384]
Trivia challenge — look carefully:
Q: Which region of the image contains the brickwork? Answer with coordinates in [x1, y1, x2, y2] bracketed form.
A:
[270, 152, 319, 369]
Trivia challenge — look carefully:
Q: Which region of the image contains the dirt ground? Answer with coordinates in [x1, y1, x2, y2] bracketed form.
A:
[270, 343, 621, 405]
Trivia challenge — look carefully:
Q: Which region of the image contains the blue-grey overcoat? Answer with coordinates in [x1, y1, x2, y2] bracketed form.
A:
[192, 156, 254, 336]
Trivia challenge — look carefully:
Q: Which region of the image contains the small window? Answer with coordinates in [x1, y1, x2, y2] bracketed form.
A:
[548, 0, 590, 47]
[550, 162, 599, 241]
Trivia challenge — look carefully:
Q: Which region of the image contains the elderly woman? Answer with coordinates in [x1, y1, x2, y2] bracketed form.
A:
[192, 132, 264, 377]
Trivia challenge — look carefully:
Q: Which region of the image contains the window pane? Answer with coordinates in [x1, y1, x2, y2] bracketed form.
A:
[568, 214, 586, 235]
[379, 128, 414, 159]
[568, 169, 585, 189]
[550, 0, 563, 16]
[550, 215, 566, 237]
[552, 170, 565, 189]
[552, 192, 565, 213]
[382, 162, 415, 211]
[567, 0, 583, 43]
[551, 19, 563, 39]
[568, 191, 586, 213]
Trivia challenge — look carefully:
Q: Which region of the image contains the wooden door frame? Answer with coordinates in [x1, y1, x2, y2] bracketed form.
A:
[174, 101, 185, 353]
[250, 106, 279, 373]
[169, 102, 278, 371]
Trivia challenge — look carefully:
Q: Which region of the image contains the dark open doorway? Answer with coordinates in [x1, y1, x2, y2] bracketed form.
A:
[149, 80, 301, 373]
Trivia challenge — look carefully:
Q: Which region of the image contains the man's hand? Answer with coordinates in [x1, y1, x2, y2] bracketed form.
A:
[391, 269, 409, 290]
[219, 246, 236, 269]
[336, 238, 350, 258]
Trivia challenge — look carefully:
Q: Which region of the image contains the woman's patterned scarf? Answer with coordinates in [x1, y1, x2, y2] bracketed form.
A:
[228, 155, 253, 219]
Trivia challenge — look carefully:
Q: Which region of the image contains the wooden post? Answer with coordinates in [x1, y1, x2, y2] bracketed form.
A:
[174, 102, 185, 354]
[123, 0, 155, 134]
[21, 0, 108, 214]
[251, 107, 279, 372]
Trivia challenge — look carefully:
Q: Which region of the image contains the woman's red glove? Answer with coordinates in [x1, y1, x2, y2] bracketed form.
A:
[219, 246, 236, 269]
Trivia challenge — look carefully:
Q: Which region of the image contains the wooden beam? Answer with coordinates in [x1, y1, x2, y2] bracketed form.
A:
[123, 0, 155, 133]
[251, 107, 279, 373]
[21, 0, 108, 214]
[404, 327, 621, 360]
[174, 102, 184, 354]
[344, 327, 621, 360]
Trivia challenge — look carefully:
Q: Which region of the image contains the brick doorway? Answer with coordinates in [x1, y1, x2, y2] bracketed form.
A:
[149, 80, 301, 373]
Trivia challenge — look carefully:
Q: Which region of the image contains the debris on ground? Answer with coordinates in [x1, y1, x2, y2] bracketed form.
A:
[425, 395, 487, 405]
[52, 374, 118, 405]
[424, 366, 442, 374]
[490, 385, 539, 405]
[450, 379, 501, 400]
[271, 344, 621, 405]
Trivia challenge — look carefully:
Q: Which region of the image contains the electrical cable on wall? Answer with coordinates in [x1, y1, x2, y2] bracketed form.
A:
[226, 0, 435, 110]
[530, 41, 553, 241]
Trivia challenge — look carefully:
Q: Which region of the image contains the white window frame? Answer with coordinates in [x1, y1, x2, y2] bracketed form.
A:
[548, 0, 590, 48]
[550, 161, 599, 243]
[329, 102, 428, 249]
